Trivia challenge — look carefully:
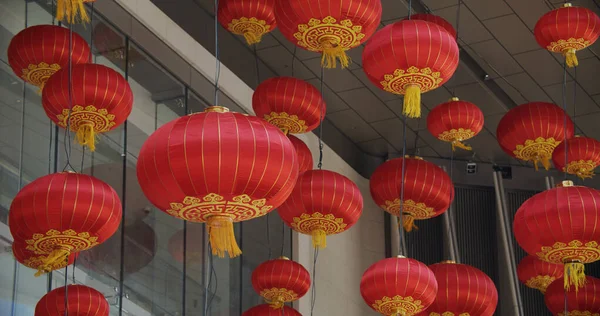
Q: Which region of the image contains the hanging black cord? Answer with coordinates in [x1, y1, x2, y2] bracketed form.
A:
[407, 0, 412, 19]
[280, 220, 286, 257]
[561, 61, 569, 181]
[397, 113, 408, 257]
[62, 22, 76, 172]
[64, 265, 69, 316]
[310, 248, 319, 316]
[317, 67, 325, 170]
[455, 0, 461, 40]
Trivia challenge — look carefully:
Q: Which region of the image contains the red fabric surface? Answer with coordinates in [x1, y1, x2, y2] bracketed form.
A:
[545, 276, 600, 315]
[243, 304, 302, 316]
[251, 258, 311, 300]
[513, 185, 600, 264]
[35, 285, 109, 316]
[552, 136, 600, 173]
[534, 5, 600, 51]
[406, 14, 457, 38]
[517, 255, 564, 290]
[422, 262, 498, 316]
[252, 77, 325, 134]
[9, 172, 122, 250]
[360, 257, 438, 315]
[12, 241, 78, 270]
[7, 25, 90, 88]
[288, 135, 313, 173]
[217, 0, 277, 30]
[427, 98, 484, 141]
[137, 109, 299, 222]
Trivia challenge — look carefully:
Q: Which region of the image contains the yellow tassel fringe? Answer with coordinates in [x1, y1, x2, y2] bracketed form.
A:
[576, 170, 594, 180]
[56, 0, 90, 24]
[564, 48, 579, 68]
[402, 215, 419, 232]
[267, 296, 284, 309]
[36, 248, 70, 277]
[403, 85, 422, 118]
[320, 40, 350, 69]
[564, 261, 586, 291]
[75, 123, 97, 152]
[532, 154, 551, 171]
[243, 31, 261, 45]
[208, 215, 242, 258]
[451, 140, 472, 151]
[311, 229, 327, 249]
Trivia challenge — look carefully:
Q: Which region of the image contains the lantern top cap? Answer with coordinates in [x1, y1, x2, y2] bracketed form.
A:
[278, 256, 290, 260]
[557, 180, 574, 188]
[450, 97, 460, 102]
[440, 260, 456, 264]
[204, 106, 230, 113]
[563, 2, 572, 7]
[404, 155, 424, 160]
[396, 255, 406, 259]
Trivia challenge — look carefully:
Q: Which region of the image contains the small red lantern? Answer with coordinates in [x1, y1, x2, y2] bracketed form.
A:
[253, 77, 325, 134]
[217, 0, 276, 45]
[407, 14, 457, 38]
[168, 229, 204, 264]
[278, 170, 363, 249]
[423, 261, 498, 315]
[552, 136, 600, 179]
[545, 276, 600, 315]
[363, 20, 459, 118]
[9, 172, 121, 275]
[535, 3, 600, 68]
[137, 106, 299, 258]
[35, 285, 109, 316]
[288, 135, 313, 173]
[360, 256, 438, 316]
[427, 97, 484, 151]
[12, 241, 78, 276]
[243, 304, 302, 316]
[514, 181, 600, 291]
[7, 25, 90, 90]
[251, 257, 311, 308]
[274, 0, 382, 68]
[497, 102, 574, 170]
[517, 255, 564, 293]
[370, 157, 454, 232]
[42, 63, 134, 152]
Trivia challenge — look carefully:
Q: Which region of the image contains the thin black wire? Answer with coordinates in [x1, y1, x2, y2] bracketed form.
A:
[398, 113, 408, 257]
[317, 67, 325, 169]
[64, 265, 68, 316]
[280, 221, 286, 257]
[310, 248, 319, 316]
[213, 0, 221, 105]
[291, 46, 297, 77]
[62, 22, 76, 172]
[455, 0, 461, 40]
[561, 61, 568, 181]
[407, 0, 412, 19]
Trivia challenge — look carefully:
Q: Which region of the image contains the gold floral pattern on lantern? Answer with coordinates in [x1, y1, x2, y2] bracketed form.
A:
[227, 17, 272, 44]
[558, 311, 599, 316]
[260, 288, 298, 304]
[437, 128, 475, 142]
[167, 194, 272, 223]
[565, 160, 597, 179]
[380, 67, 443, 95]
[525, 275, 557, 293]
[26, 229, 98, 254]
[56, 105, 116, 133]
[264, 112, 308, 134]
[21, 62, 61, 88]
[536, 240, 600, 264]
[291, 212, 347, 235]
[372, 295, 424, 315]
[513, 137, 561, 169]
[381, 199, 436, 219]
[547, 38, 591, 53]
[293, 16, 365, 52]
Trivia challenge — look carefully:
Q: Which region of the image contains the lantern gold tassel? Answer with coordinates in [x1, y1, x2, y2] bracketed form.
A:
[576, 170, 594, 180]
[564, 260, 586, 291]
[452, 140, 472, 151]
[402, 215, 419, 232]
[75, 123, 97, 152]
[37, 248, 70, 277]
[564, 48, 579, 68]
[267, 297, 285, 309]
[321, 40, 350, 69]
[403, 84, 422, 118]
[56, 0, 90, 24]
[243, 31, 261, 45]
[311, 229, 327, 249]
[208, 215, 242, 258]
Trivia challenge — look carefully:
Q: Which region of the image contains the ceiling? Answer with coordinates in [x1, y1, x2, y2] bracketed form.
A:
[151, 0, 600, 171]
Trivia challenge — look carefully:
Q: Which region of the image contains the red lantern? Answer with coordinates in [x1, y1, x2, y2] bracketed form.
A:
[217, 0, 276, 45]
[12, 241, 78, 276]
[42, 63, 133, 152]
[7, 25, 90, 90]
[552, 136, 600, 179]
[137, 106, 299, 258]
[274, 0, 382, 68]
[168, 229, 204, 264]
[253, 77, 325, 134]
[278, 170, 363, 249]
[360, 256, 438, 316]
[407, 14, 457, 38]
[9, 172, 121, 275]
[288, 135, 313, 173]
[534, 3, 600, 68]
[35, 285, 109, 316]
[427, 97, 484, 151]
[363, 20, 459, 118]
[517, 255, 564, 293]
[545, 276, 600, 315]
[54, 0, 97, 24]
[251, 257, 311, 308]
[423, 261, 498, 316]
[496, 102, 574, 170]
[513, 181, 600, 291]
[370, 157, 454, 232]
[243, 304, 302, 316]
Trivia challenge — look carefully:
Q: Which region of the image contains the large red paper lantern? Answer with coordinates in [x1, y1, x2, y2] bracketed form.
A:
[534, 3, 600, 68]
[253, 77, 325, 134]
[360, 256, 438, 316]
[517, 255, 564, 293]
[363, 20, 459, 118]
[137, 106, 299, 258]
[9, 172, 121, 275]
[370, 157, 454, 232]
[168, 228, 204, 264]
[12, 241, 78, 276]
[423, 261, 498, 316]
[288, 135, 313, 173]
[497, 102, 574, 170]
[427, 97, 484, 151]
[407, 14, 457, 38]
[35, 285, 109, 316]
[274, 0, 382, 68]
[552, 136, 600, 179]
[278, 170, 363, 249]
[42, 63, 133, 152]
[514, 181, 600, 291]
[545, 276, 600, 315]
[7, 25, 90, 90]
[243, 304, 302, 316]
[217, 0, 276, 45]
[251, 257, 311, 308]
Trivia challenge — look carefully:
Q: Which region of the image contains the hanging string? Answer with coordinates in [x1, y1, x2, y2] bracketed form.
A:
[317, 67, 325, 169]
[62, 22, 76, 172]
[64, 265, 68, 316]
[455, 0, 461, 39]
[253, 46, 261, 88]
[397, 112, 408, 257]
[213, 0, 221, 106]
[413, 119, 420, 156]
[561, 60, 569, 181]
[310, 248, 319, 316]
[407, 0, 412, 19]
[291, 46, 297, 77]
